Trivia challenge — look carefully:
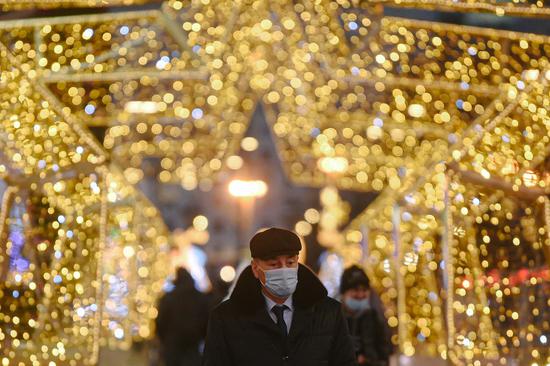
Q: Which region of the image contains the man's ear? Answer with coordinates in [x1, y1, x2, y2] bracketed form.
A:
[251, 259, 260, 279]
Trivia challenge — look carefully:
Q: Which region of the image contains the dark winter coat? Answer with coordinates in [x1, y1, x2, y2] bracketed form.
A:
[345, 307, 393, 366]
[202, 264, 357, 366]
[156, 272, 209, 366]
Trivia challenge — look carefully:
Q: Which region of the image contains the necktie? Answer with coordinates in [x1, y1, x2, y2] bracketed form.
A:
[271, 305, 288, 337]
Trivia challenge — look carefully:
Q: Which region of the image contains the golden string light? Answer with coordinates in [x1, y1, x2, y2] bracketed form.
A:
[0, 172, 170, 365]
[1, 21, 170, 365]
[1, 3, 546, 193]
[0, 0, 549, 365]
[0, 0, 150, 11]
[373, 0, 550, 17]
[344, 73, 549, 364]
[0, 0, 548, 16]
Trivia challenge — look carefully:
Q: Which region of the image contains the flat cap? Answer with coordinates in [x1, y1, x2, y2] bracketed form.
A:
[250, 228, 302, 259]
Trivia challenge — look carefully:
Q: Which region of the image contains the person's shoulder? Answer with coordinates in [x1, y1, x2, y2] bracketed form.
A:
[309, 297, 345, 325]
[314, 296, 343, 312]
[210, 297, 237, 319]
[325, 296, 343, 308]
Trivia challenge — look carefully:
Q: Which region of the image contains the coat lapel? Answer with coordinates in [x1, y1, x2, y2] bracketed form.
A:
[250, 305, 280, 336]
[288, 306, 313, 342]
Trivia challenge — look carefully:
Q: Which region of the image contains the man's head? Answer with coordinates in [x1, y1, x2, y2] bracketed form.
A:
[340, 265, 371, 312]
[249, 228, 301, 301]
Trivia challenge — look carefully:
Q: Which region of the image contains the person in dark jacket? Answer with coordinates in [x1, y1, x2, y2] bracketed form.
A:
[340, 266, 393, 366]
[202, 227, 356, 366]
[156, 267, 209, 366]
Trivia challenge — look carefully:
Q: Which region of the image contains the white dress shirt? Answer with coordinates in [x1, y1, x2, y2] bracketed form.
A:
[263, 293, 294, 332]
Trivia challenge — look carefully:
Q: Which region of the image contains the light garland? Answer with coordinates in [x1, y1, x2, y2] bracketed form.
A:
[344, 74, 549, 364]
[0, 3, 547, 194]
[0, 1, 548, 365]
[0, 0, 150, 11]
[0, 0, 548, 17]
[1, 30, 170, 366]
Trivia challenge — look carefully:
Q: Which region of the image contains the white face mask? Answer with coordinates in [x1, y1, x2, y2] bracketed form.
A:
[344, 297, 371, 313]
[259, 267, 298, 298]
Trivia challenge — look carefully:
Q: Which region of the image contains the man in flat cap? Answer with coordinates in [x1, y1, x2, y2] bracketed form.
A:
[203, 227, 356, 366]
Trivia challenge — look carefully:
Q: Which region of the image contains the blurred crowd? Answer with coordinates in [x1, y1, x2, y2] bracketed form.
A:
[153, 264, 392, 366]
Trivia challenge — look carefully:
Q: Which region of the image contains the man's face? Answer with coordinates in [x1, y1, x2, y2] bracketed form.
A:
[251, 254, 299, 284]
[343, 285, 370, 302]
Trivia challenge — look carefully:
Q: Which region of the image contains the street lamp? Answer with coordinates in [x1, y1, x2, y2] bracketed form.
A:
[228, 179, 268, 247]
[228, 179, 268, 198]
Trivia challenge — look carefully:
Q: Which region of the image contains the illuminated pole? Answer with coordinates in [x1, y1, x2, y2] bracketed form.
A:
[316, 157, 349, 249]
[228, 179, 268, 246]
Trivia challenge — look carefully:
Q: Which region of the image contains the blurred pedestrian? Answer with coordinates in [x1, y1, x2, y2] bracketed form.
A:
[206, 277, 231, 309]
[202, 227, 356, 366]
[340, 265, 393, 366]
[156, 267, 209, 366]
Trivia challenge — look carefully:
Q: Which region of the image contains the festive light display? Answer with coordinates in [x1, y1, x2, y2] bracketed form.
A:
[0, 0, 152, 11]
[99, 168, 170, 350]
[344, 74, 549, 364]
[1, 2, 546, 194]
[1, 32, 170, 365]
[317, 186, 350, 249]
[0, 172, 169, 365]
[1, 0, 549, 365]
[378, 0, 550, 17]
[1, 0, 547, 19]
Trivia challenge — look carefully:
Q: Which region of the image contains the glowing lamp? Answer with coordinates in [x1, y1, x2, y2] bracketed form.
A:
[228, 179, 268, 198]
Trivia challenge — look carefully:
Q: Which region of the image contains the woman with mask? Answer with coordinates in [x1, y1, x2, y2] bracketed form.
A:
[202, 227, 356, 366]
[340, 266, 393, 366]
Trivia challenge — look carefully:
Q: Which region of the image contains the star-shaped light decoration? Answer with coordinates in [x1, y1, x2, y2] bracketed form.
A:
[1, 1, 549, 364]
[344, 69, 549, 364]
[0, 39, 171, 364]
[3, 2, 546, 195]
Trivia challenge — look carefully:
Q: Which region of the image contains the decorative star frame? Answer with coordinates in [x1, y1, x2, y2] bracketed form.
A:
[1, 35, 170, 365]
[344, 72, 549, 364]
[1, 1, 549, 364]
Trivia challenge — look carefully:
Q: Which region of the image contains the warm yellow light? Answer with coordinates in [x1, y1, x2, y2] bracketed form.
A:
[408, 104, 426, 118]
[522, 69, 540, 81]
[219, 265, 236, 283]
[317, 157, 348, 174]
[522, 170, 539, 187]
[226, 155, 244, 170]
[295, 220, 312, 236]
[304, 208, 320, 224]
[123, 246, 135, 258]
[228, 179, 268, 198]
[501, 158, 519, 176]
[241, 137, 259, 152]
[124, 101, 159, 114]
[366, 125, 383, 140]
[193, 215, 208, 231]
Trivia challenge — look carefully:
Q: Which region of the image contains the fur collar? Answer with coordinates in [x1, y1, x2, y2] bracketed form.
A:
[230, 264, 327, 313]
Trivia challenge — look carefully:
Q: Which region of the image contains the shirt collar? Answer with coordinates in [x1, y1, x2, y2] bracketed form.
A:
[263, 292, 293, 312]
